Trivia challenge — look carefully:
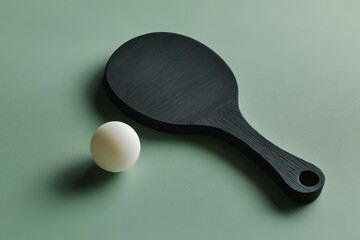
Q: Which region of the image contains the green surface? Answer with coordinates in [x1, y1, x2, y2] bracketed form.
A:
[1, 0, 360, 239]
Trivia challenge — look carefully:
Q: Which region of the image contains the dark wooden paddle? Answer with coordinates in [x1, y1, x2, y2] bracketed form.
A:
[104, 32, 325, 203]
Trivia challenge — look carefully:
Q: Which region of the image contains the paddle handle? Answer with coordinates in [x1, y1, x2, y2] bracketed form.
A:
[195, 98, 325, 203]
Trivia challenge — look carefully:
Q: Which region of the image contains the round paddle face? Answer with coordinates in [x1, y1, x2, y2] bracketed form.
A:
[105, 32, 326, 203]
[105, 32, 238, 126]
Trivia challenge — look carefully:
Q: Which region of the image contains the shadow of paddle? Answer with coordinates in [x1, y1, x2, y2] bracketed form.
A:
[185, 135, 304, 212]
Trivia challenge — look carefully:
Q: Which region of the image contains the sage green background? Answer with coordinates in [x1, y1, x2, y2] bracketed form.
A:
[1, 0, 359, 239]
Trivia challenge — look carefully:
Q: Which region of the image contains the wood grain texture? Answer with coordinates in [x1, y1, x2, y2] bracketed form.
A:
[105, 32, 325, 203]
[106, 32, 238, 124]
[194, 97, 324, 202]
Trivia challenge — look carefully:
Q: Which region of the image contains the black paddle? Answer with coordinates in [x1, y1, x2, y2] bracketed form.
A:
[104, 32, 325, 203]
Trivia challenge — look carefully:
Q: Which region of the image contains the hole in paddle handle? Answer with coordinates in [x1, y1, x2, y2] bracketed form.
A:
[299, 171, 320, 187]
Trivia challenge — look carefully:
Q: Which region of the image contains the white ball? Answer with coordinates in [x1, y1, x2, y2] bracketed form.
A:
[90, 121, 141, 172]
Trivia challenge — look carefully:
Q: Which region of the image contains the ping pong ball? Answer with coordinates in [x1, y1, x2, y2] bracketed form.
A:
[90, 121, 141, 172]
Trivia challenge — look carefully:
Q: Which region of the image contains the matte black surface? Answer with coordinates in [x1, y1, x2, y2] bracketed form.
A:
[105, 32, 325, 203]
